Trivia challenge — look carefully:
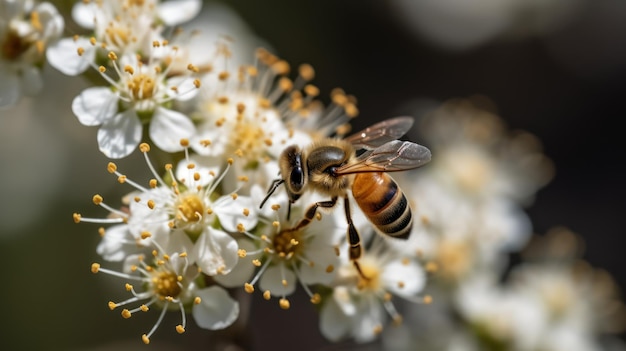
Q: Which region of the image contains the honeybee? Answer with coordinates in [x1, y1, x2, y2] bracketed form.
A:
[260, 117, 431, 276]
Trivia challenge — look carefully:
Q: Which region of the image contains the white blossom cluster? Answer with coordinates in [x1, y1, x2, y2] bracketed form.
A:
[2, 1, 625, 350]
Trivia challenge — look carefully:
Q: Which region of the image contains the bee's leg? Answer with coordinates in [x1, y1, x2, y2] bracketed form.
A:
[344, 196, 370, 280]
[289, 196, 338, 231]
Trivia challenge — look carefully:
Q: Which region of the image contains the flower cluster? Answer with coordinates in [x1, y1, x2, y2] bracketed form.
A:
[4, 1, 625, 350]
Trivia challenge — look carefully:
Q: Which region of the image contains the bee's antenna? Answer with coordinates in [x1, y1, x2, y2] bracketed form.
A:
[260, 179, 284, 209]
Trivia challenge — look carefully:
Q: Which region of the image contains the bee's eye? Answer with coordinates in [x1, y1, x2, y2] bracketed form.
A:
[290, 167, 304, 191]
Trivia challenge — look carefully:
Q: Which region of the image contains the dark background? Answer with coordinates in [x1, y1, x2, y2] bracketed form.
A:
[0, 0, 624, 350]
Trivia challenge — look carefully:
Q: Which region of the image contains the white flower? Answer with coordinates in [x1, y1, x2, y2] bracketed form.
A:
[91, 247, 238, 345]
[416, 98, 553, 205]
[0, 0, 63, 108]
[319, 237, 429, 343]
[191, 46, 359, 191]
[70, 44, 199, 158]
[75, 142, 258, 277]
[222, 186, 345, 309]
[47, 0, 201, 76]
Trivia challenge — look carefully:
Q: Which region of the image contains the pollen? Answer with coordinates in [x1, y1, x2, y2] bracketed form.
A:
[310, 293, 321, 304]
[92, 194, 103, 205]
[279, 298, 290, 310]
[121, 309, 132, 319]
[91, 263, 100, 273]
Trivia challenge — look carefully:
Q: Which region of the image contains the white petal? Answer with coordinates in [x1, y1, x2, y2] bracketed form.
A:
[71, 1, 97, 29]
[97, 109, 142, 158]
[382, 259, 426, 298]
[72, 87, 117, 126]
[259, 265, 297, 296]
[192, 228, 238, 275]
[192, 286, 239, 330]
[213, 195, 258, 233]
[19, 65, 42, 96]
[166, 76, 199, 101]
[0, 69, 21, 108]
[96, 225, 138, 261]
[213, 239, 257, 288]
[158, 0, 202, 26]
[46, 37, 94, 75]
[319, 296, 351, 342]
[149, 107, 195, 152]
[298, 247, 340, 285]
[352, 297, 385, 343]
[175, 155, 221, 187]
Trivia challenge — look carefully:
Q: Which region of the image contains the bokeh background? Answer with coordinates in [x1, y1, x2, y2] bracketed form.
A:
[1, 0, 625, 349]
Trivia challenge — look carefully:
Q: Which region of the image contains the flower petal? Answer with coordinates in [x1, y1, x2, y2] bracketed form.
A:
[149, 107, 195, 152]
[96, 225, 138, 261]
[319, 295, 351, 342]
[72, 87, 118, 126]
[46, 37, 94, 76]
[71, 1, 97, 29]
[213, 195, 258, 233]
[259, 265, 297, 297]
[213, 239, 257, 288]
[192, 227, 238, 275]
[192, 286, 239, 330]
[97, 109, 142, 158]
[382, 259, 426, 298]
[158, 0, 202, 26]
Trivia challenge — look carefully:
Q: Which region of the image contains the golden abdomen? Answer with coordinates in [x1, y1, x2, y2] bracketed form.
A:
[352, 172, 412, 239]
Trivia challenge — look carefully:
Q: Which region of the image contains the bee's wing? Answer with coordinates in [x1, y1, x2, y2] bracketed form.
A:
[335, 140, 431, 174]
[344, 116, 414, 150]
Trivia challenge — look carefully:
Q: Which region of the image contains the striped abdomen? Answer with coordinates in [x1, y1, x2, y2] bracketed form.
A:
[352, 172, 412, 239]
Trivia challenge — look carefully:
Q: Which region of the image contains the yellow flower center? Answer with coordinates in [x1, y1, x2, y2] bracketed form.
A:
[356, 260, 381, 292]
[175, 194, 205, 225]
[272, 229, 304, 261]
[152, 271, 181, 299]
[127, 73, 156, 100]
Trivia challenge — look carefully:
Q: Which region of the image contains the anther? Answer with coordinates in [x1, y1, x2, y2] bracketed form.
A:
[310, 293, 321, 304]
[92, 194, 103, 205]
[121, 309, 132, 319]
[263, 290, 271, 300]
[238, 249, 247, 258]
[142, 334, 150, 345]
[176, 325, 185, 334]
[91, 263, 100, 273]
[107, 162, 117, 173]
[244, 283, 254, 293]
[108, 301, 117, 310]
[279, 298, 290, 310]
[139, 143, 151, 152]
[73, 213, 81, 223]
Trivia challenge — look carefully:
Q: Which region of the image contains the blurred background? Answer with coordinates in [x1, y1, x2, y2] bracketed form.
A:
[1, 0, 625, 349]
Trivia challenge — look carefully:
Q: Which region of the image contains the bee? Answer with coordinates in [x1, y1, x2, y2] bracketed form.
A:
[260, 117, 431, 276]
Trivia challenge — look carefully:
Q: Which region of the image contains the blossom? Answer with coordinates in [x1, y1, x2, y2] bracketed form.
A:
[189, 46, 359, 191]
[46, 0, 201, 76]
[91, 245, 238, 344]
[455, 228, 626, 351]
[319, 237, 429, 343]
[220, 186, 345, 309]
[0, 0, 63, 108]
[69, 43, 200, 158]
[74, 142, 258, 277]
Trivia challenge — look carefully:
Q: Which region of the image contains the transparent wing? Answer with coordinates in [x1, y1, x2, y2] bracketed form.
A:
[344, 116, 414, 150]
[336, 140, 431, 174]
